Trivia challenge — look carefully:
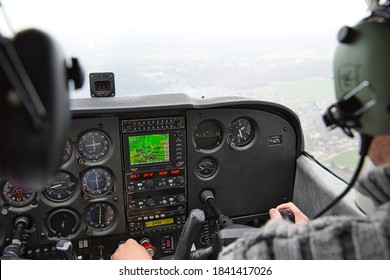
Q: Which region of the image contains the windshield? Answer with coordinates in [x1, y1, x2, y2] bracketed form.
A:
[0, 0, 370, 179]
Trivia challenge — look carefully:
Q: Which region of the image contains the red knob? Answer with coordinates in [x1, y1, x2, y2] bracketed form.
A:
[140, 238, 156, 257]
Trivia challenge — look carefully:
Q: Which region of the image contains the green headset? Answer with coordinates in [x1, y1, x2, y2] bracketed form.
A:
[324, 1, 390, 138]
[316, 1, 390, 217]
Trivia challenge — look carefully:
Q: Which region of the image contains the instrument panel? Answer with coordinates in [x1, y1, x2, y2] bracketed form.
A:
[0, 94, 303, 260]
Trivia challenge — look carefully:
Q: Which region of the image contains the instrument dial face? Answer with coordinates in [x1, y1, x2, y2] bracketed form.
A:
[193, 120, 223, 150]
[81, 168, 113, 197]
[49, 210, 78, 237]
[228, 118, 254, 147]
[77, 131, 110, 161]
[85, 202, 115, 230]
[1, 182, 37, 207]
[44, 172, 77, 202]
[197, 157, 218, 178]
[62, 139, 73, 164]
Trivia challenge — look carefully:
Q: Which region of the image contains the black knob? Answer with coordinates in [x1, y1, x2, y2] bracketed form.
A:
[175, 119, 183, 128]
[147, 198, 156, 207]
[177, 176, 185, 186]
[177, 194, 186, 204]
[125, 124, 132, 131]
[337, 26, 357, 44]
[177, 206, 185, 214]
[145, 180, 154, 189]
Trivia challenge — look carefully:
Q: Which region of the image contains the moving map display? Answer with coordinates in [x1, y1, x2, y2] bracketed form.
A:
[128, 133, 170, 166]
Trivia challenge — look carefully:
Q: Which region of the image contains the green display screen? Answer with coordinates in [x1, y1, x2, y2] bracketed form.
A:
[128, 134, 170, 166]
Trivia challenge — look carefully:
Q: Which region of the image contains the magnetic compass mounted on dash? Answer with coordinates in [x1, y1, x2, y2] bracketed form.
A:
[89, 72, 115, 97]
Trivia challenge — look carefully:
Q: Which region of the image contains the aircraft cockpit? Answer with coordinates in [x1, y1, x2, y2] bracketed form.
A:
[1, 0, 385, 262]
[0, 92, 304, 259]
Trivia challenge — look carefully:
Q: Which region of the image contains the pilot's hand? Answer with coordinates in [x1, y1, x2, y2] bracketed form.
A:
[111, 238, 152, 260]
[269, 202, 309, 225]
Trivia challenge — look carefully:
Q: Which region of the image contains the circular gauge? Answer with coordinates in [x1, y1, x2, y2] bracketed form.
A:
[197, 157, 218, 178]
[77, 130, 110, 161]
[48, 209, 78, 237]
[228, 118, 255, 147]
[193, 120, 223, 150]
[44, 172, 77, 202]
[81, 168, 113, 196]
[1, 182, 36, 207]
[85, 202, 116, 230]
[62, 139, 73, 164]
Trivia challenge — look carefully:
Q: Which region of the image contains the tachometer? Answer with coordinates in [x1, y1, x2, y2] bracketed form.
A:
[81, 168, 113, 197]
[44, 172, 77, 202]
[77, 130, 110, 161]
[228, 118, 254, 148]
[1, 182, 37, 207]
[85, 202, 116, 230]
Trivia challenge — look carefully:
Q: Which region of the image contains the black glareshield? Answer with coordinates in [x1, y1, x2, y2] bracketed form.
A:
[0, 29, 82, 190]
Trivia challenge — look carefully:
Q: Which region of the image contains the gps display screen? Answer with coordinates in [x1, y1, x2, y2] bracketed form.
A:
[128, 133, 170, 166]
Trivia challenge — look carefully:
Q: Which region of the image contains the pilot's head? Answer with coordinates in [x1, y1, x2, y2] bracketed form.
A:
[323, 0, 390, 140]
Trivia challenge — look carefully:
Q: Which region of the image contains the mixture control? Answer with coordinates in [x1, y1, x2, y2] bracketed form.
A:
[140, 238, 156, 257]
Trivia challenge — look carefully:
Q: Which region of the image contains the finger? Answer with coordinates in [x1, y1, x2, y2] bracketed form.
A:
[275, 202, 294, 211]
[269, 208, 283, 219]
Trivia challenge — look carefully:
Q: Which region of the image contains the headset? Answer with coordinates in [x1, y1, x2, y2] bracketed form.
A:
[317, 1, 390, 217]
[324, 1, 390, 138]
[0, 26, 83, 190]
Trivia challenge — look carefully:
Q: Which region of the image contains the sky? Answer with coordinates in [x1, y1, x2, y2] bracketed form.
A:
[0, 0, 371, 98]
[1, 0, 369, 42]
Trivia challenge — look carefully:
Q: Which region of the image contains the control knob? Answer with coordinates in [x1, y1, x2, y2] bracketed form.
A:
[147, 198, 156, 207]
[145, 180, 154, 189]
[177, 206, 185, 214]
[175, 119, 183, 128]
[140, 238, 156, 257]
[177, 194, 186, 204]
[177, 176, 185, 186]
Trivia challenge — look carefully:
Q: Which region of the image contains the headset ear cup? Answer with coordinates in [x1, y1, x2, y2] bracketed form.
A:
[0, 29, 69, 189]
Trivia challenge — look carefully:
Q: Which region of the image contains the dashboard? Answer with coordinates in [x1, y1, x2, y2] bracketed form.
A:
[0, 94, 304, 260]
